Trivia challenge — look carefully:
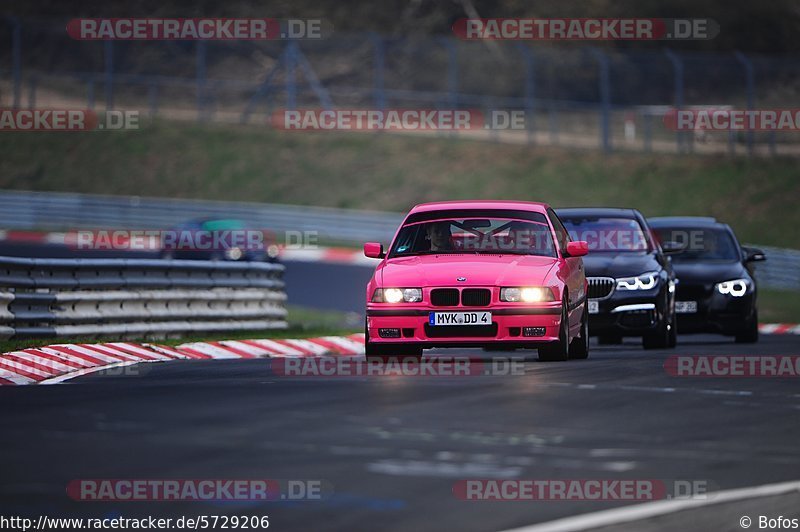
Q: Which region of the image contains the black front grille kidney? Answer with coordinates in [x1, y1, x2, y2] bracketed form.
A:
[461, 288, 491, 306]
[587, 278, 615, 299]
[430, 288, 459, 306]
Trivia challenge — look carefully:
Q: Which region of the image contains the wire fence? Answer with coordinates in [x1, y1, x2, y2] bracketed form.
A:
[2, 18, 800, 155]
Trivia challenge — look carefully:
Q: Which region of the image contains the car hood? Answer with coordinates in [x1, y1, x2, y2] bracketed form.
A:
[668, 260, 746, 285]
[581, 252, 660, 278]
[377, 254, 558, 287]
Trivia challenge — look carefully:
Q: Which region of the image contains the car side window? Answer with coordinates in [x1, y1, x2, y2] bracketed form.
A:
[546, 209, 571, 255]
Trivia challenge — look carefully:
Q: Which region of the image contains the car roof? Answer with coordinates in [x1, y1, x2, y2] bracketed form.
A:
[647, 216, 723, 228]
[555, 207, 641, 219]
[410, 200, 550, 214]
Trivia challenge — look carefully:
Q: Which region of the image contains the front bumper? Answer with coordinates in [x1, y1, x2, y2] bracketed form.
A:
[674, 287, 755, 335]
[366, 303, 563, 347]
[587, 289, 664, 336]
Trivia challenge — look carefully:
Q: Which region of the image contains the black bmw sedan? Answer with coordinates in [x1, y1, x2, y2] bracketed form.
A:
[648, 216, 765, 343]
[557, 208, 678, 349]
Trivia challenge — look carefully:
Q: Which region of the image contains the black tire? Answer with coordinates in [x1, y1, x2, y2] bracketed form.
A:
[539, 300, 569, 362]
[597, 335, 623, 345]
[668, 317, 678, 348]
[735, 310, 759, 344]
[643, 318, 670, 349]
[569, 302, 590, 359]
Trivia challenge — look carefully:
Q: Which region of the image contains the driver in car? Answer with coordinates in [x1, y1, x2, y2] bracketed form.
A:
[426, 221, 454, 252]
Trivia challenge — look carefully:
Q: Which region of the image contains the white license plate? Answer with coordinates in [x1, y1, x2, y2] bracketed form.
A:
[588, 300, 600, 314]
[676, 301, 698, 314]
[429, 311, 492, 326]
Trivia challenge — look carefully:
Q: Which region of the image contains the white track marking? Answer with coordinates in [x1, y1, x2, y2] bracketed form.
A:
[499, 479, 800, 532]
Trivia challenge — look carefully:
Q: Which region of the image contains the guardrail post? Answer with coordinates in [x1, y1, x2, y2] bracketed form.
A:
[590, 49, 612, 153]
[518, 43, 536, 145]
[664, 49, 688, 154]
[104, 40, 114, 111]
[734, 51, 756, 157]
[371, 33, 386, 110]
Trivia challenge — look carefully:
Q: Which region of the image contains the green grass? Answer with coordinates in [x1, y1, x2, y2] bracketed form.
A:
[0, 120, 798, 248]
[758, 289, 800, 323]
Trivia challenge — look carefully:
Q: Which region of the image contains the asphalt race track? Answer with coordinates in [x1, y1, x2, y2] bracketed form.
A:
[1, 243, 799, 531]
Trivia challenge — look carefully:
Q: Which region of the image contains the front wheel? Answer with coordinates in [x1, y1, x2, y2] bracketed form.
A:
[569, 302, 590, 359]
[735, 310, 759, 344]
[539, 301, 569, 362]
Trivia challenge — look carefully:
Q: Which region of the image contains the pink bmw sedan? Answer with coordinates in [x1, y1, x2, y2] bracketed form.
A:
[363, 201, 590, 361]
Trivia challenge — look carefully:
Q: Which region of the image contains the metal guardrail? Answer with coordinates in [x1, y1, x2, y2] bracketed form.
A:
[747, 245, 800, 292]
[0, 190, 797, 292]
[0, 255, 287, 339]
[0, 190, 404, 245]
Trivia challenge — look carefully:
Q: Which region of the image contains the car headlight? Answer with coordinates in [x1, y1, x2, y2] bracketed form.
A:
[716, 278, 751, 297]
[372, 288, 423, 303]
[224, 247, 243, 261]
[616, 271, 659, 291]
[500, 287, 555, 303]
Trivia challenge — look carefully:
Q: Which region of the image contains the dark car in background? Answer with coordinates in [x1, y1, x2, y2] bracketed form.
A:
[159, 218, 280, 262]
[557, 208, 678, 349]
[648, 217, 765, 343]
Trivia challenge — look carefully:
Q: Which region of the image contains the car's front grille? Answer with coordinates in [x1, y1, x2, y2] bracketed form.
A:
[461, 288, 491, 306]
[424, 323, 498, 338]
[587, 277, 615, 299]
[676, 283, 712, 300]
[430, 288, 459, 307]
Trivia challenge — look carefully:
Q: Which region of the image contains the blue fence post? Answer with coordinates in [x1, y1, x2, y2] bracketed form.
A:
[370, 33, 386, 110]
[104, 40, 114, 110]
[196, 40, 207, 121]
[148, 83, 158, 117]
[664, 49, 686, 154]
[86, 77, 95, 109]
[9, 17, 21, 109]
[27, 76, 37, 109]
[438, 37, 458, 109]
[517, 43, 536, 145]
[590, 49, 612, 153]
[285, 42, 297, 111]
[734, 51, 756, 157]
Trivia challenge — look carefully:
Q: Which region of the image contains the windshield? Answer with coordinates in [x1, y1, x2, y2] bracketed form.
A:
[652, 227, 740, 261]
[560, 217, 649, 252]
[389, 218, 557, 258]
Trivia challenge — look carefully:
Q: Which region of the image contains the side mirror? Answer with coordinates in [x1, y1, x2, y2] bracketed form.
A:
[661, 240, 686, 254]
[566, 241, 589, 257]
[743, 246, 766, 262]
[364, 242, 385, 259]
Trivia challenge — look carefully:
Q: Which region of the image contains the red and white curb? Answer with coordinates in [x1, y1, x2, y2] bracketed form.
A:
[0, 334, 366, 386]
[759, 323, 800, 335]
